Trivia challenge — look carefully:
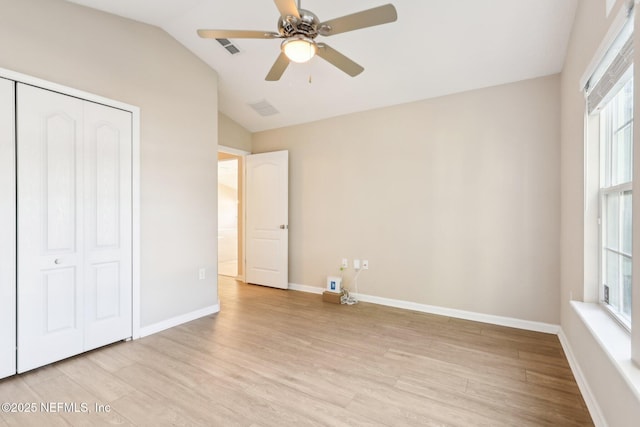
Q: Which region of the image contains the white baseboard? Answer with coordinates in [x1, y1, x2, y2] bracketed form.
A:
[289, 283, 559, 335]
[358, 293, 560, 334]
[557, 328, 607, 427]
[138, 304, 220, 338]
[289, 282, 324, 294]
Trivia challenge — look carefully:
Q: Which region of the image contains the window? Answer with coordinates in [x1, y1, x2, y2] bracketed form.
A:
[582, 0, 640, 371]
[584, 11, 634, 329]
[599, 76, 633, 328]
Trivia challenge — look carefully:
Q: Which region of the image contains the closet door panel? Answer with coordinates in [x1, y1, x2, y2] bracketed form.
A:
[0, 78, 16, 379]
[83, 102, 132, 351]
[17, 83, 84, 373]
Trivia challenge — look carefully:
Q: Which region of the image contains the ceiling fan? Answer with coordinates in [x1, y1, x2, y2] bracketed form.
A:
[197, 0, 397, 81]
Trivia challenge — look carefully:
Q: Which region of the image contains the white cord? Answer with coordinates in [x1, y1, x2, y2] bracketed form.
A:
[341, 268, 363, 305]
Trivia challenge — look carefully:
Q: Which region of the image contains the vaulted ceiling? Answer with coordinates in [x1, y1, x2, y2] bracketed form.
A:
[66, 0, 578, 132]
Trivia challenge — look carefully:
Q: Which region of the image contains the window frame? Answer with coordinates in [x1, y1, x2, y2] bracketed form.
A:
[598, 76, 634, 330]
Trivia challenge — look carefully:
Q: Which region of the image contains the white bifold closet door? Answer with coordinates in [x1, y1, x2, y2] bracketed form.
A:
[17, 83, 132, 373]
[0, 78, 16, 379]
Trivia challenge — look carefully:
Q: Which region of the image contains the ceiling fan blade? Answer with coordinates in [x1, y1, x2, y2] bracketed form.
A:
[319, 4, 398, 36]
[316, 43, 364, 77]
[197, 29, 280, 39]
[273, 0, 300, 18]
[266, 52, 290, 81]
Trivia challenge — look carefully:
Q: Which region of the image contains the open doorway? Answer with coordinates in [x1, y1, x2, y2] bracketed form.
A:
[218, 151, 244, 279]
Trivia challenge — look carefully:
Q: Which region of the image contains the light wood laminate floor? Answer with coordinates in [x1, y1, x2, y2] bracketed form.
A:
[0, 277, 593, 426]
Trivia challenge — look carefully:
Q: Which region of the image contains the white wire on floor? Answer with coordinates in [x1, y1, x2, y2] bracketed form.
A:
[341, 268, 363, 305]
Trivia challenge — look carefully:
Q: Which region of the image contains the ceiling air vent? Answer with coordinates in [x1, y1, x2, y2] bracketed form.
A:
[216, 38, 240, 55]
[248, 100, 279, 117]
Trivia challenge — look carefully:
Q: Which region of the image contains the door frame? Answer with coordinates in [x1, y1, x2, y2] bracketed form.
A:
[218, 145, 249, 282]
[0, 78, 15, 379]
[0, 66, 142, 340]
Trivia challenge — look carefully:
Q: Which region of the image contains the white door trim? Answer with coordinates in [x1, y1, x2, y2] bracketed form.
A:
[0, 78, 16, 379]
[218, 146, 250, 282]
[219, 145, 250, 156]
[0, 67, 142, 340]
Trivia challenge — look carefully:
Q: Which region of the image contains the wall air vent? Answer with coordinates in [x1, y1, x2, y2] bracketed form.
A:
[248, 100, 279, 117]
[216, 38, 240, 55]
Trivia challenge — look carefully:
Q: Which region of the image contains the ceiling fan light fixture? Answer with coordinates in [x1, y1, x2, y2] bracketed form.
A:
[282, 36, 317, 63]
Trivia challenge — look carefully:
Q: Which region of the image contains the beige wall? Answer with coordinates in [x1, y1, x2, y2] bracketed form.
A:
[560, 0, 640, 425]
[219, 113, 252, 152]
[253, 75, 561, 324]
[561, 0, 614, 309]
[0, 0, 219, 327]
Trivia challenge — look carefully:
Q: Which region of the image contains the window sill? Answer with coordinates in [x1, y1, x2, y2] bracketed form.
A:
[571, 300, 640, 401]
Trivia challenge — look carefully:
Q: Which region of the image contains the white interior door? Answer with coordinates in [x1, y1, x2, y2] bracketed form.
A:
[17, 84, 132, 372]
[17, 84, 85, 372]
[245, 151, 289, 289]
[83, 101, 132, 351]
[0, 78, 16, 379]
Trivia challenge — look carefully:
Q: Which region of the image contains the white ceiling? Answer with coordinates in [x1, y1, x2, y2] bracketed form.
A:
[66, 0, 578, 132]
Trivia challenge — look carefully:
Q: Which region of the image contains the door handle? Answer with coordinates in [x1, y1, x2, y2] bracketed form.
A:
[279, 224, 288, 229]
[54, 258, 62, 265]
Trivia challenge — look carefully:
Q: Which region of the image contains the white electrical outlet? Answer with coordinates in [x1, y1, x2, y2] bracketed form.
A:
[354, 259, 361, 270]
[199, 268, 206, 280]
[341, 258, 348, 269]
[362, 260, 369, 270]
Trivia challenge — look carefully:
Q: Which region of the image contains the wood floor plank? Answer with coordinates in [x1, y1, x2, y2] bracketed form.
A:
[18, 364, 64, 388]
[0, 277, 593, 426]
[393, 376, 542, 427]
[243, 378, 358, 427]
[348, 379, 508, 427]
[29, 375, 133, 426]
[466, 379, 593, 426]
[519, 348, 574, 368]
[84, 342, 138, 374]
[55, 356, 135, 403]
[113, 363, 247, 426]
[525, 369, 583, 396]
[110, 389, 220, 427]
[0, 378, 69, 427]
